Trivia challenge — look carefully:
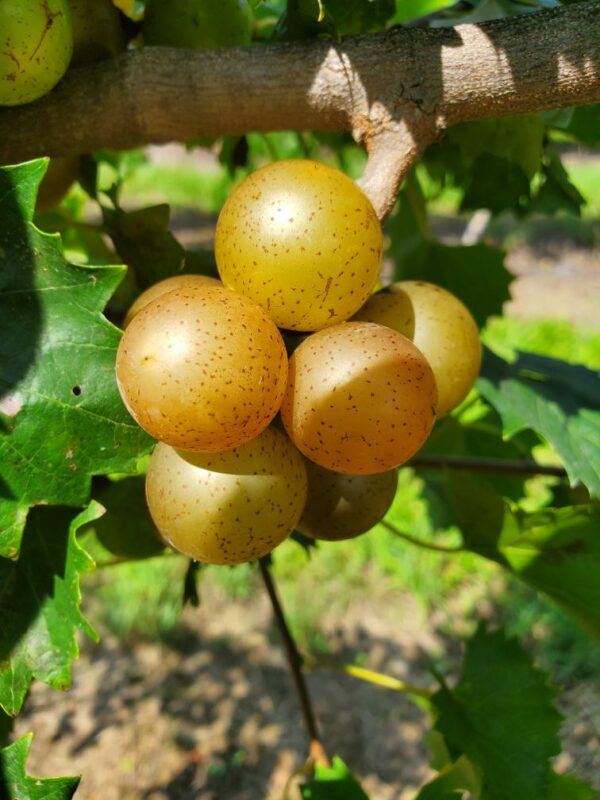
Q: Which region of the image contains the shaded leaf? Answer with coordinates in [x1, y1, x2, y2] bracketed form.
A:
[0, 161, 152, 557]
[0, 734, 79, 800]
[102, 204, 185, 289]
[442, 472, 600, 638]
[545, 772, 597, 800]
[391, 237, 510, 327]
[183, 560, 202, 608]
[479, 348, 600, 497]
[0, 504, 99, 716]
[83, 476, 164, 560]
[415, 754, 481, 799]
[300, 756, 369, 799]
[433, 627, 562, 800]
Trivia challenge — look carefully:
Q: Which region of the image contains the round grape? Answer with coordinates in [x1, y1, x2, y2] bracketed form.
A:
[280, 321, 437, 474]
[116, 284, 288, 451]
[354, 281, 481, 415]
[298, 461, 398, 541]
[215, 159, 383, 332]
[0, 0, 73, 107]
[145, 428, 307, 565]
[123, 274, 221, 329]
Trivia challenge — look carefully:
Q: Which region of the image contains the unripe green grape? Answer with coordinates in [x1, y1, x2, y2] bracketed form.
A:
[123, 274, 221, 329]
[69, 0, 126, 67]
[0, 0, 73, 107]
[215, 159, 383, 332]
[298, 460, 397, 541]
[145, 428, 307, 565]
[354, 281, 481, 416]
[143, 0, 253, 49]
[281, 322, 437, 475]
[35, 156, 80, 213]
[116, 284, 288, 452]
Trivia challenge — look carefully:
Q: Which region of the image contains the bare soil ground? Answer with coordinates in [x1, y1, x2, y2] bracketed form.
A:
[14, 584, 600, 800]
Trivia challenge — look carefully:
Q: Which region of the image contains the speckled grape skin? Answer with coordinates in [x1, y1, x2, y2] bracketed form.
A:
[354, 281, 481, 416]
[0, 0, 73, 106]
[116, 285, 288, 452]
[145, 429, 308, 565]
[215, 160, 383, 332]
[280, 322, 438, 475]
[70, 0, 126, 67]
[123, 274, 221, 329]
[298, 460, 397, 541]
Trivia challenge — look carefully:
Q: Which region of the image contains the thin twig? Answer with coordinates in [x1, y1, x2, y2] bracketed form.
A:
[410, 455, 568, 478]
[381, 521, 464, 553]
[258, 558, 329, 767]
[305, 657, 433, 699]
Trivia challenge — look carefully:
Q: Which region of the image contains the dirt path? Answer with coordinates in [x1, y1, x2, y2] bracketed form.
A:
[14, 586, 600, 799]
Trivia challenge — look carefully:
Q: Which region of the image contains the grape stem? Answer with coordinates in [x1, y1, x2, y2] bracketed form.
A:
[381, 521, 464, 553]
[410, 455, 568, 478]
[258, 558, 330, 768]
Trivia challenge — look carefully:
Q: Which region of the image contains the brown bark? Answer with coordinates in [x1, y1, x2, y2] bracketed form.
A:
[2, 1, 600, 219]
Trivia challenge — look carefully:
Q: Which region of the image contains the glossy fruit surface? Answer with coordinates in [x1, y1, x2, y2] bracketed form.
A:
[0, 0, 73, 106]
[215, 160, 383, 332]
[116, 284, 288, 451]
[69, 0, 126, 66]
[123, 274, 221, 328]
[354, 281, 481, 415]
[35, 156, 80, 213]
[298, 461, 397, 541]
[145, 428, 307, 564]
[143, 0, 252, 49]
[281, 321, 437, 474]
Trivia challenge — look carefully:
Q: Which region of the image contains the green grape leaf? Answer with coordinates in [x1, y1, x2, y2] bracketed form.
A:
[446, 116, 544, 180]
[390, 0, 457, 24]
[300, 756, 369, 799]
[432, 626, 562, 800]
[555, 103, 600, 148]
[478, 349, 600, 498]
[442, 472, 600, 639]
[415, 755, 481, 799]
[460, 154, 531, 215]
[0, 735, 80, 799]
[0, 504, 99, 716]
[545, 773, 598, 800]
[0, 160, 152, 558]
[391, 239, 510, 327]
[527, 149, 585, 217]
[102, 204, 185, 289]
[82, 476, 164, 560]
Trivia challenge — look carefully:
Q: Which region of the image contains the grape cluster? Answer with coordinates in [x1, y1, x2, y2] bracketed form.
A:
[116, 159, 481, 564]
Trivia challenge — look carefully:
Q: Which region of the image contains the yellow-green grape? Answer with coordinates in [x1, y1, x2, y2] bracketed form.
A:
[354, 281, 481, 416]
[298, 460, 397, 541]
[215, 160, 383, 332]
[145, 428, 307, 565]
[35, 156, 80, 213]
[69, 0, 126, 67]
[143, 0, 253, 49]
[0, 0, 73, 107]
[123, 274, 221, 329]
[281, 322, 437, 475]
[116, 284, 288, 452]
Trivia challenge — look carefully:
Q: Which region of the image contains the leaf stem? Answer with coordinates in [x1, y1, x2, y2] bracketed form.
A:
[258, 558, 329, 767]
[305, 657, 433, 699]
[381, 521, 464, 553]
[410, 455, 567, 477]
